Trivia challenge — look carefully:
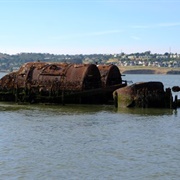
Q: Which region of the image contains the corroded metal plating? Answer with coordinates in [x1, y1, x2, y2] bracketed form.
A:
[0, 62, 125, 104]
[14, 62, 102, 91]
[97, 64, 122, 87]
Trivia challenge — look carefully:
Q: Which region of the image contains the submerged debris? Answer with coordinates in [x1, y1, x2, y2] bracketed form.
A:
[113, 81, 177, 109]
[172, 86, 180, 92]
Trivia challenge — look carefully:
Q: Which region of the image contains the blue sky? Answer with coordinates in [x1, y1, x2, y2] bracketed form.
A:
[0, 0, 180, 54]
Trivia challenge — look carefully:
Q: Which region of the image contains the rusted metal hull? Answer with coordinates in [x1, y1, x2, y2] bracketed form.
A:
[97, 64, 124, 102]
[0, 62, 126, 104]
[97, 64, 122, 87]
[113, 81, 176, 109]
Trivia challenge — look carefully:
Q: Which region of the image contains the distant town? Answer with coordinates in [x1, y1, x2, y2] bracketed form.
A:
[0, 51, 180, 72]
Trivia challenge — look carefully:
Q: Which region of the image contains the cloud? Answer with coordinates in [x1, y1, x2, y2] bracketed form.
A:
[131, 25, 152, 29]
[131, 36, 141, 40]
[50, 30, 123, 40]
[131, 22, 180, 29]
[84, 30, 122, 36]
[158, 22, 180, 27]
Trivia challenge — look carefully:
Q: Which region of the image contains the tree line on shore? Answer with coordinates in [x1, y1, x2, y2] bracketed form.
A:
[0, 51, 179, 72]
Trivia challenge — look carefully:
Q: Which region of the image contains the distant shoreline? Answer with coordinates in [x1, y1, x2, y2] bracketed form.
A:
[0, 70, 9, 73]
[119, 66, 180, 75]
[0, 66, 180, 75]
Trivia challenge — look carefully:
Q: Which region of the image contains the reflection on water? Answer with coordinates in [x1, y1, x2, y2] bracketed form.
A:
[116, 106, 175, 116]
[0, 101, 177, 116]
[0, 102, 116, 114]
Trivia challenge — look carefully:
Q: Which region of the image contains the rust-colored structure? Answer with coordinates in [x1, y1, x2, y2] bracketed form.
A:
[97, 64, 122, 87]
[0, 62, 126, 104]
[113, 81, 176, 108]
[97, 64, 124, 102]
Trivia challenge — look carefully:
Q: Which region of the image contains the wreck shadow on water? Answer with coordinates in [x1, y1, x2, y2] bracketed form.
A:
[0, 101, 178, 117]
[0, 101, 116, 115]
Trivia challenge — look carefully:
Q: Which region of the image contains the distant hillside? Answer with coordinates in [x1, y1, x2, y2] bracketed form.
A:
[0, 52, 180, 73]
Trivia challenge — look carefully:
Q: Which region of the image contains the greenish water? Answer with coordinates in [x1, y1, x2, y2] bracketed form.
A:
[0, 73, 180, 180]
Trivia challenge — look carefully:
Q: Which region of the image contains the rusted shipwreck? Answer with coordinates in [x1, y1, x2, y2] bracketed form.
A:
[113, 81, 177, 109]
[0, 62, 126, 104]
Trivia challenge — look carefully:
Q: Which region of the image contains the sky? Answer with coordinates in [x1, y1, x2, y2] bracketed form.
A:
[0, 0, 180, 55]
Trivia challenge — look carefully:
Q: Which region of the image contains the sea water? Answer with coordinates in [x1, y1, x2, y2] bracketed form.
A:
[0, 73, 179, 180]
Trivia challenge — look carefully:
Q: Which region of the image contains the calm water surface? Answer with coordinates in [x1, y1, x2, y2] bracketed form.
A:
[0, 73, 179, 180]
